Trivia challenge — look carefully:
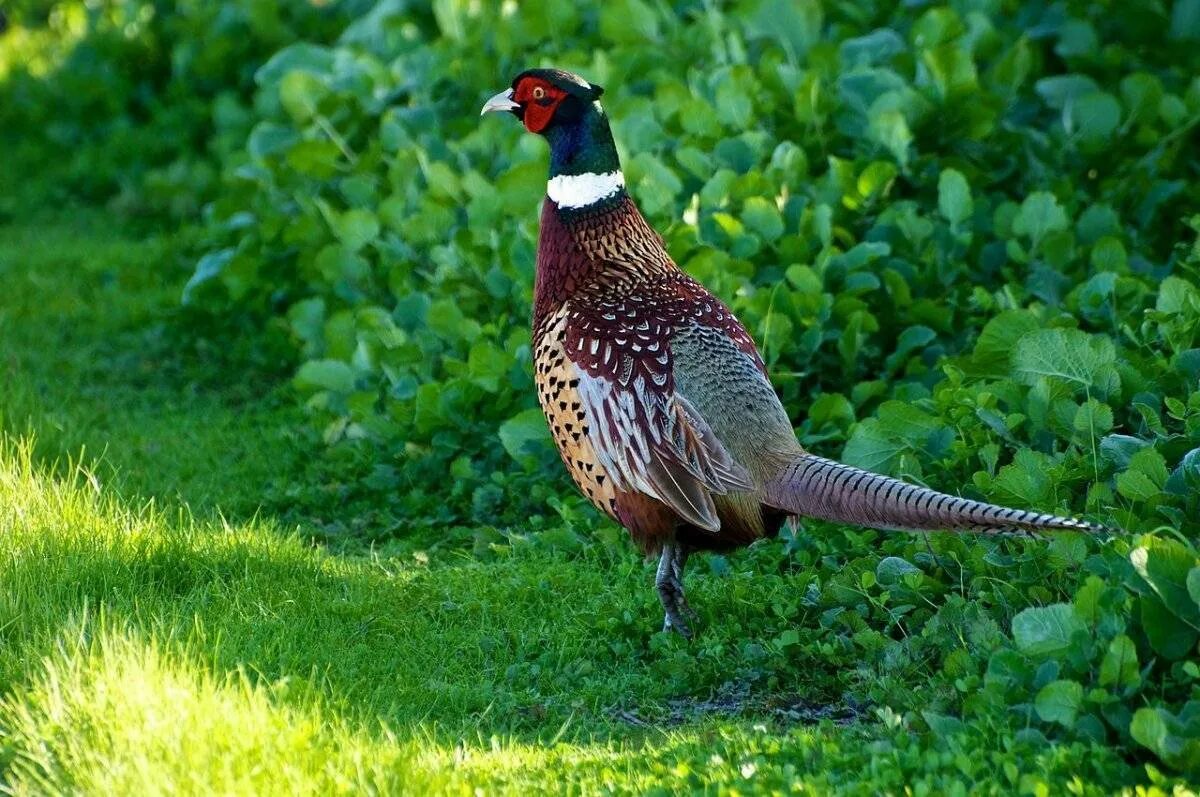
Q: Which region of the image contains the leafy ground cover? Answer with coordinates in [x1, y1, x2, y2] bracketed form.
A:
[3, 0, 1200, 792]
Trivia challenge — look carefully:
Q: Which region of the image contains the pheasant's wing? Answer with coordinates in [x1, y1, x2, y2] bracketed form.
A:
[565, 299, 753, 532]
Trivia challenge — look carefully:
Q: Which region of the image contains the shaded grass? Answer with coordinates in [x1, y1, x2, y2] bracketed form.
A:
[0, 214, 308, 519]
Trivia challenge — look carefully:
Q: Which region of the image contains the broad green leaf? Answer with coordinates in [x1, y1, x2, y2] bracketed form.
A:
[599, 0, 659, 42]
[937, 168, 972, 227]
[315, 244, 369, 285]
[279, 71, 327, 123]
[1158, 276, 1200, 314]
[1090, 237, 1127, 272]
[1012, 192, 1069, 245]
[868, 108, 912, 166]
[332, 209, 380, 253]
[922, 711, 965, 738]
[806, 393, 854, 430]
[1012, 328, 1118, 392]
[741, 197, 784, 241]
[877, 556, 921, 586]
[1073, 399, 1114, 438]
[1035, 680, 1083, 726]
[741, 0, 822, 58]
[1035, 74, 1101, 109]
[467, 341, 509, 392]
[498, 408, 552, 468]
[1012, 603, 1085, 657]
[1117, 448, 1170, 503]
[1099, 635, 1140, 688]
[246, 122, 298, 161]
[294, 359, 357, 395]
[256, 43, 335, 86]
[1068, 92, 1121, 145]
[183, 249, 235, 305]
[1130, 537, 1200, 627]
[840, 29, 905, 68]
[1140, 595, 1199, 660]
[628, 153, 682, 217]
[1131, 706, 1200, 773]
[971, 310, 1039, 376]
[1055, 20, 1098, 58]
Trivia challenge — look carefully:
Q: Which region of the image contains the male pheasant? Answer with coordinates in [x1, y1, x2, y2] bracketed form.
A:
[482, 68, 1102, 637]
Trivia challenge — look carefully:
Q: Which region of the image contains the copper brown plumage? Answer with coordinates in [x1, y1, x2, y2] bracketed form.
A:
[483, 68, 1106, 638]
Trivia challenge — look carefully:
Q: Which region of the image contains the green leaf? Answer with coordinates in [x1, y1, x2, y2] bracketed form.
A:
[294, 359, 357, 395]
[971, 310, 1039, 376]
[1188, 567, 1200, 609]
[183, 249, 235, 305]
[1140, 595, 1199, 660]
[1073, 399, 1114, 438]
[1068, 92, 1121, 145]
[1131, 708, 1170, 757]
[1035, 680, 1083, 727]
[937, 168, 973, 227]
[628, 153, 682, 217]
[256, 43, 335, 86]
[1090, 237, 1128, 271]
[877, 556, 921, 586]
[741, 197, 784, 242]
[1099, 635, 1140, 688]
[1012, 603, 1085, 657]
[1131, 706, 1200, 773]
[1012, 328, 1118, 393]
[842, 401, 948, 473]
[741, 0, 822, 58]
[868, 109, 912, 166]
[1117, 448, 1170, 503]
[1012, 192, 1069, 245]
[1035, 74, 1101, 109]
[279, 71, 327, 123]
[597, 1, 665, 40]
[498, 408, 552, 468]
[1157, 276, 1200, 315]
[1130, 537, 1200, 627]
[246, 122, 298, 161]
[315, 244, 369, 285]
[467, 341, 509, 392]
[922, 711, 965, 738]
[990, 449, 1056, 509]
[331, 209, 380, 253]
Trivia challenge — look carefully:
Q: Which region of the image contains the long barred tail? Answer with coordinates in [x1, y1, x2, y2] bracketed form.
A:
[763, 453, 1104, 536]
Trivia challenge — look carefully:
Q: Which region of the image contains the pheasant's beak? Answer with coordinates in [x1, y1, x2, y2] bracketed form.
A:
[480, 88, 519, 116]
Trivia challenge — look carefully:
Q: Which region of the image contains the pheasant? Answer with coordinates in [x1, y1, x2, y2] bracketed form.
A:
[481, 68, 1102, 637]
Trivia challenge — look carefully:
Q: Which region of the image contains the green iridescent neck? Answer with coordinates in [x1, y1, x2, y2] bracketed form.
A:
[544, 101, 621, 178]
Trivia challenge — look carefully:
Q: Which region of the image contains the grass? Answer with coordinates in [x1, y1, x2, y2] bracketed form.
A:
[0, 215, 1163, 792]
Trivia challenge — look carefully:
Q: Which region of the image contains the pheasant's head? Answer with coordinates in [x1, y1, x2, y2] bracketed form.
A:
[480, 68, 604, 134]
[481, 68, 620, 184]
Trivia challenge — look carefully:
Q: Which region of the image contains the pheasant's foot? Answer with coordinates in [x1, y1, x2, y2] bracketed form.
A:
[656, 543, 693, 639]
[670, 546, 697, 620]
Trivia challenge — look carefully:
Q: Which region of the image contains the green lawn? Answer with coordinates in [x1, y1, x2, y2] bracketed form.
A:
[0, 216, 1158, 792]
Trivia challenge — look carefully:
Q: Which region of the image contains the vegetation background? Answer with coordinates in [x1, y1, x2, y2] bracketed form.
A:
[1, 0, 1200, 792]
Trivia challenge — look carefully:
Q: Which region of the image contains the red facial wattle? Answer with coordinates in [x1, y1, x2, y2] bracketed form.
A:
[514, 80, 566, 134]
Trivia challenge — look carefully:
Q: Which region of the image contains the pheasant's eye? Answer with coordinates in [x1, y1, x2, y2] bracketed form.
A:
[532, 86, 546, 100]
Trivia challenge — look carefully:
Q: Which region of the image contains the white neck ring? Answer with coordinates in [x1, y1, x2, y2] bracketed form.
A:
[546, 171, 625, 209]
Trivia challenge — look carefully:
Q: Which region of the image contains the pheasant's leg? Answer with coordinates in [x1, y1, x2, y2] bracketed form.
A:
[671, 546, 697, 620]
[656, 543, 692, 638]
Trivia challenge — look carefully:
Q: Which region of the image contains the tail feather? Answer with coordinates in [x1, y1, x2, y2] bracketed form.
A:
[763, 453, 1103, 536]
